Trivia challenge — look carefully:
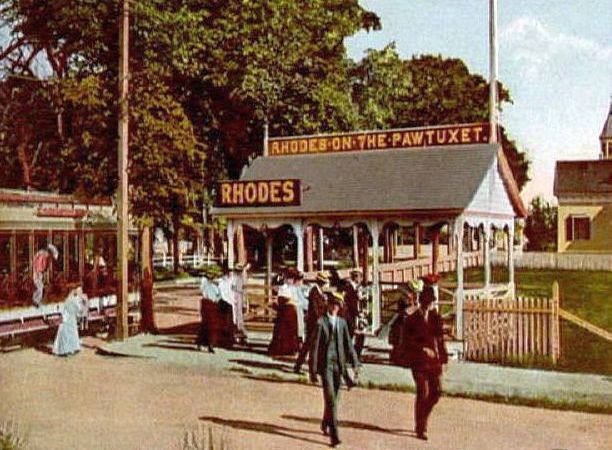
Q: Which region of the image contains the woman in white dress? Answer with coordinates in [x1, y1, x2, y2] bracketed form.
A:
[52, 288, 86, 356]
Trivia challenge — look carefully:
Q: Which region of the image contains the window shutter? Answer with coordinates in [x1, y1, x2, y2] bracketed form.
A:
[565, 216, 573, 241]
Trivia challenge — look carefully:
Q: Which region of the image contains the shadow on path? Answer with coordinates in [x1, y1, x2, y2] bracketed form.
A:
[242, 375, 308, 387]
[198, 416, 326, 446]
[230, 358, 293, 373]
[282, 415, 410, 436]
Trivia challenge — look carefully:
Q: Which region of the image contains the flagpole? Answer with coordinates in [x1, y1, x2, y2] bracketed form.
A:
[489, 0, 498, 143]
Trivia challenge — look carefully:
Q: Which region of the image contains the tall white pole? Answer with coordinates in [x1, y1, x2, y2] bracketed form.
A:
[489, 0, 498, 143]
[116, 0, 129, 340]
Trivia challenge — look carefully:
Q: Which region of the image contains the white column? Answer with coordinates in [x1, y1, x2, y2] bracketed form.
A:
[265, 232, 273, 303]
[317, 226, 324, 270]
[292, 221, 305, 273]
[508, 224, 515, 298]
[227, 219, 235, 270]
[483, 226, 491, 291]
[369, 220, 381, 332]
[455, 218, 465, 340]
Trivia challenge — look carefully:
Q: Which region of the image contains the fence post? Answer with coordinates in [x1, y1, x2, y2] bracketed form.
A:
[551, 281, 560, 364]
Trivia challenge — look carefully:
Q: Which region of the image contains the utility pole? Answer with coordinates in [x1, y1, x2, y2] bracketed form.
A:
[116, 0, 130, 340]
[489, 0, 498, 143]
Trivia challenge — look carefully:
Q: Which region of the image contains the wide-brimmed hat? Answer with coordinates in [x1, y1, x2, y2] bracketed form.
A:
[421, 273, 442, 286]
[316, 272, 329, 283]
[407, 279, 424, 294]
[350, 268, 363, 276]
[326, 290, 345, 307]
[47, 244, 59, 260]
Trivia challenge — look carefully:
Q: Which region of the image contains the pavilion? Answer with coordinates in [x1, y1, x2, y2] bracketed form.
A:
[212, 124, 527, 338]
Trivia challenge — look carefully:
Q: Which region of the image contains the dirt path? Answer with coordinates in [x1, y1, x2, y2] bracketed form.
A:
[1, 345, 610, 450]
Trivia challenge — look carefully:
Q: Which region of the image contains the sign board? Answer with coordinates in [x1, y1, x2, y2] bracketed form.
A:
[215, 179, 301, 207]
[268, 123, 490, 157]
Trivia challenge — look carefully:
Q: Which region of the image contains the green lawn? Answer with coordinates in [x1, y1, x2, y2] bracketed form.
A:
[447, 268, 612, 375]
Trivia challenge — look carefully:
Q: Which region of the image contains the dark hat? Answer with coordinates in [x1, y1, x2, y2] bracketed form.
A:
[421, 273, 442, 286]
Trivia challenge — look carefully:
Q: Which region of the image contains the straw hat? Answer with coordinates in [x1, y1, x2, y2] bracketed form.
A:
[407, 279, 424, 294]
[316, 272, 329, 283]
[326, 290, 345, 307]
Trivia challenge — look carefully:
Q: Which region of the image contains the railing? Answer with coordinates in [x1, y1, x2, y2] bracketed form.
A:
[153, 253, 220, 270]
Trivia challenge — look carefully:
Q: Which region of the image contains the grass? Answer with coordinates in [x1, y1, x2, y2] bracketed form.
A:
[0, 421, 27, 450]
[448, 268, 612, 375]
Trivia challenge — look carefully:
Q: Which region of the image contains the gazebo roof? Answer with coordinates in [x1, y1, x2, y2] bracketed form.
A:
[213, 143, 526, 219]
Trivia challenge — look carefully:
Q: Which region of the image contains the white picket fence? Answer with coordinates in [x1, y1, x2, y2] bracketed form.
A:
[492, 251, 612, 272]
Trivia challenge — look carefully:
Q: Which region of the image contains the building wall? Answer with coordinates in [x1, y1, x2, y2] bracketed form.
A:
[557, 202, 612, 253]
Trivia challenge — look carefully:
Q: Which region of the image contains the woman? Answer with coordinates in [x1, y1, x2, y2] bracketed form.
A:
[268, 284, 300, 356]
[52, 287, 85, 356]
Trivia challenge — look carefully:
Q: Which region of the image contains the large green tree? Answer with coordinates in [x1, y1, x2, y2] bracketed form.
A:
[350, 47, 530, 190]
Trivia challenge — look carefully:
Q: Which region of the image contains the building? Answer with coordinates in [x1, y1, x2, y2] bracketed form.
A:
[554, 102, 612, 253]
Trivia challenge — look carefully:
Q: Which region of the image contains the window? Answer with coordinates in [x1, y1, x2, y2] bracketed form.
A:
[565, 215, 591, 241]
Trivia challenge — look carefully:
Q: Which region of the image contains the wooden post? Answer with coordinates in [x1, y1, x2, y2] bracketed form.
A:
[414, 223, 421, 259]
[360, 229, 369, 284]
[317, 226, 324, 271]
[294, 221, 304, 273]
[456, 220, 464, 340]
[265, 232, 273, 304]
[116, 0, 130, 340]
[391, 228, 397, 262]
[226, 220, 235, 270]
[306, 225, 314, 273]
[508, 225, 515, 297]
[236, 224, 246, 266]
[551, 281, 560, 364]
[370, 220, 381, 331]
[431, 229, 440, 274]
[352, 225, 359, 269]
[483, 227, 491, 291]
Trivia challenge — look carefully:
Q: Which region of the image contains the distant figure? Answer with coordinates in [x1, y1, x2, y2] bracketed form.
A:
[389, 279, 422, 366]
[289, 270, 309, 342]
[140, 268, 156, 333]
[405, 285, 448, 441]
[341, 269, 363, 337]
[232, 263, 250, 343]
[294, 271, 329, 373]
[217, 269, 236, 348]
[52, 287, 85, 356]
[32, 244, 59, 307]
[196, 277, 222, 353]
[309, 292, 360, 448]
[268, 284, 299, 356]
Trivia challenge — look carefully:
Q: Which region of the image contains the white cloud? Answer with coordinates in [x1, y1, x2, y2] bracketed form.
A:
[501, 16, 612, 79]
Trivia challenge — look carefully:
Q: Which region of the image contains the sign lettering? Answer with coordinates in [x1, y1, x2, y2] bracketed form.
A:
[268, 123, 490, 157]
[215, 179, 301, 207]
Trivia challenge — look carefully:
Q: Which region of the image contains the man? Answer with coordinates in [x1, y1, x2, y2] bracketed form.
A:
[32, 243, 59, 307]
[405, 284, 448, 441]
[309, 292, 360, 447]
[294, 271, 329, 373]
[341, 269, 363, 337]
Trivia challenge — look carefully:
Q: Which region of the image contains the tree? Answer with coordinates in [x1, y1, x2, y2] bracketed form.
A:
[524, 196, 557, 251]
[350, 50, 530, 191]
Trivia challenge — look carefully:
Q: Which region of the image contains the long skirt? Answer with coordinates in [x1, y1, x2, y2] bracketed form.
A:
[268, 304, 299, 356]
[53, 321, 81, 356]
[217, 300, 235, 348]
[195, 298, 220, 348]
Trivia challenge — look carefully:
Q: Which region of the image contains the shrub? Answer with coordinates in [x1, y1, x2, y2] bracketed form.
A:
[0, 421, 27, 450]
[181, 425, 232, 450]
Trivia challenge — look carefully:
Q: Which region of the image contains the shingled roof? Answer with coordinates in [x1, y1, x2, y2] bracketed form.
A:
[554, 160, 612, 196]
[213, 143, 526, 218]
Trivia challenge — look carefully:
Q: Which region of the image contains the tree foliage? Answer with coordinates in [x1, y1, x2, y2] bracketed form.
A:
[524, 196, 557, 251]
[350, 48, 530, 190]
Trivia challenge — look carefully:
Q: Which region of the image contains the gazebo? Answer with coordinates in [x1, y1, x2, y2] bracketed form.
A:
[212, 123, 527, 338]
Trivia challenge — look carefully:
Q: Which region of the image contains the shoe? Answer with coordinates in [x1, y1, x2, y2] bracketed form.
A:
[320, 421, 329, 436]
[208, 347, 215, 354]
[293, 365, 302, 374]
[330, 437, 341, 447]
[416, 431, 428, 441]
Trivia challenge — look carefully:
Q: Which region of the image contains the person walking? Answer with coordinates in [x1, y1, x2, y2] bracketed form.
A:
[309, 292, 360, 448]
[52, 287, 86, 356]
[268, 284, 300, 356]
[32, 244, 59, 307]
[293, 271, 328, 373]
[196, 276, 222, 353]
[405, 284, 448, 441]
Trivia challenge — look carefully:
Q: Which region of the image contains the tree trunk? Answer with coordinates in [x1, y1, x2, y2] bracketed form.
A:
[139, 226, 157, 333]
[172, 215, 180, 274]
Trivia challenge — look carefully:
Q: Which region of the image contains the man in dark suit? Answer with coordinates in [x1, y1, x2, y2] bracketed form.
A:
[294, 272, 329, 373]
[309, 292, 360, 447]
[340, 269, 362, 337]
[405, 284, 448, 440]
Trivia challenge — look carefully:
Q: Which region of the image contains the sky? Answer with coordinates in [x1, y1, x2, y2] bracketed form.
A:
[346, 0, 612, 204]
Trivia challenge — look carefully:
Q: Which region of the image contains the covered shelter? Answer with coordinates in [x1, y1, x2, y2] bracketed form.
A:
[212, 124, 527, 337]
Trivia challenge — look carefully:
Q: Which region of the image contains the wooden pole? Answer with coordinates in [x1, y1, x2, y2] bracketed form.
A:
[317, 226, 324, 271]
[352, 225, 359, 269]
[414, 223, 421, 259]
[489, 0, 498, 143]
[306, 225, 314, 273]
[265, 233, 273, 303]
[116, 0, 130, 340]
[431, 229, 440, 274]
